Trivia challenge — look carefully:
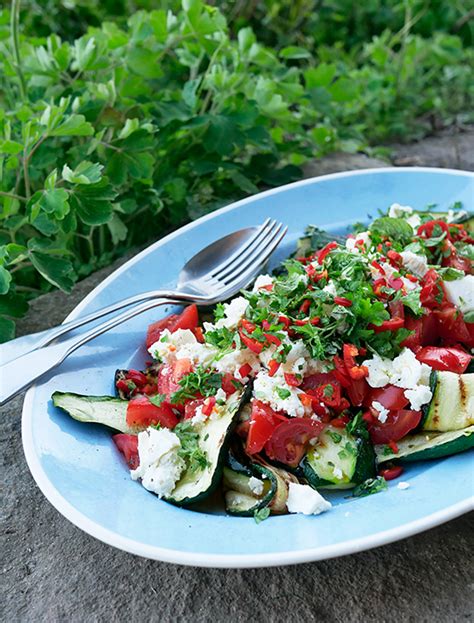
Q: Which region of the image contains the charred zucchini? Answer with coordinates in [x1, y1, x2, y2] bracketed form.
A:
[422, 371, 474, 432]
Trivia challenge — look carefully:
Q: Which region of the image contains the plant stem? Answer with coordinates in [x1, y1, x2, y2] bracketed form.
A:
[10, 0, 27, 102]
[0, 190, 26, 201]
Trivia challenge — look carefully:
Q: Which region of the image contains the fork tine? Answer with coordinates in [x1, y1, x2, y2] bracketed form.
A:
[211, 220, 281, 282]
[221, 225, 288, 289]
[208, 218, 274, 278]
[218, 222, 285, 284]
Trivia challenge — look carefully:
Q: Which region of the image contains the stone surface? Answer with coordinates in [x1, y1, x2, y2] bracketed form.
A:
[2, 135, 474, 622]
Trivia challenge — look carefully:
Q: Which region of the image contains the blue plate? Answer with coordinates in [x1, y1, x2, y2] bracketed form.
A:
[22, 168, 474, 567]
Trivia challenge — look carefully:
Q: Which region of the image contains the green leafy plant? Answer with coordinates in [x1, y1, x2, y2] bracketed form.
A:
[0, 0, 473, 340]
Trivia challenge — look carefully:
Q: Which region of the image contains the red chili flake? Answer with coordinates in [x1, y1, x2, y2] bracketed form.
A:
[284, 373, 301, 387]
[331, 416, 349, 429]
[241, 319, 256, 333]
[299, 299, 311, 314]
[380, 465, 404, 481]
[405, 273, 418, 283]
[334, 296, 352, 307]
[316, 241, 338, 264]
[268, 359, 280, 377]
[278, 315, 291, 329]
[264, 333, 282, 346]
[371, 259, 385, 274]
[310, 316, 320, 326]
[261, 319, 271, 331]
[388, 440, 399, 454]
[202, 396, 216, 417]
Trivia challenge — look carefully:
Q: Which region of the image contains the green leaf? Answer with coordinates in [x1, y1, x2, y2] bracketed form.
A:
[69, 179, 116, 225]
[49, 114, 94, 137]
[0, 140, 24, 155]
[369, 217, 414, 246]
[279, 46, 311, 60]
[352, 476, 388, 498]
[0, 317, 15, 343]
[127, 47, 163, 79]
[28, 188, 70, 220]
[107, 213, 128, 245]
[118, 118, 140, 140]
[62, 161, 103, 185]
[0, 266, 12, 295]
[28, 250, 76, 292]
[254, 507, 270, 524]
[0, 292, 28, 317]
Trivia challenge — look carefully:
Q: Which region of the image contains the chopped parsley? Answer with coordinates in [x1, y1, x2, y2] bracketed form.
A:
[171, 366, 223, 404]
[352, 476, 388, 498]
[253, 507, 271, 524]
[173, 421, 210, 473]
[275, 387, 291, 400]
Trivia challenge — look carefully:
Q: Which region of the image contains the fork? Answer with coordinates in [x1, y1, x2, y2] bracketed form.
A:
[0, 221, 287, 404]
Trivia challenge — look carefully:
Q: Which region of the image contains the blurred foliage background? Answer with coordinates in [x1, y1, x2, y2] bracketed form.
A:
[0, 0, 473, 340]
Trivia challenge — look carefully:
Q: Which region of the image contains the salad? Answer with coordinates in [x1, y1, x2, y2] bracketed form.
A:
[53, 203, 474, 520]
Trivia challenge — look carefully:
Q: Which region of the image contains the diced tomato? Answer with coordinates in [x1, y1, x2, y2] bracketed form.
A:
[221, 373, 239, 395]
[343, 343, 368, 379]
[401, 315, 423, 349]
[380, 466, 404, 481]
[420, 269, 448, 309]
[368, 409, 422, 444]
[331, 415, 349, 428]
[184, 398, 205, 420]
[365, 385, 409, 410]
[417, 220, 450, 244]
[317, 241, 338, 264]
[268, 359, 280, 377]
[434, 307, 472, 346]
[265, 418, 325, 467]
[284, 373, 302, 387]
[126, 395, 178, 429]
[442, 253, 472, 273]
[157, 359, 193, 401]
[145, 304, 199, 349]
[346, 377, 368, 407]
[278, 315, 291, 329]
[246, 400, 287, 454]
[302, 372, 338, 391]
[113, 434, 139, 469]
[239, 330, 264, 354]
[238, 363, 253, 379]
[387, 250, 402, 265]
[416, 346, 471, 374]
[125, 369, 148, 387]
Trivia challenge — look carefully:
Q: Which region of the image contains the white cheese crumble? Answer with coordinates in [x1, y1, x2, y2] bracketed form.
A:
[323, 281, 337, 296]
[286, 483, 332, 515]
[214, 296, 249, 330]
[253, 370, 305, 417]
[446, 209, 467, 223]
[372, 400, 389, 424]
[148, 328, 216, 367]
[130, 428, 185, 498]
[345, 231, 371, 253]
[399, 251, 428, 277]
[363, 348, 432, 410]
[212, 348, 260, 380]
[443, 275, 474, 314]
[253, 274, 274, 291]
[248, 476, 264, 496]
[388, 203, 420, 229]
[397, 481, 410, 490]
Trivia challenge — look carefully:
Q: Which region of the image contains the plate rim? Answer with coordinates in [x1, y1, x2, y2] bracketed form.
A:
[22, 166, 474, 567]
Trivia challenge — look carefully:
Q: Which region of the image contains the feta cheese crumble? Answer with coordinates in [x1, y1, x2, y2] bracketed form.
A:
[345, 231, 371, 253]
[253, 370, 306, 417]
[148, 328, 216, 367]
[399, 250, 428, 277]
[253, 274, 274, 291]
[388, 203, 421, 229]
[443, 275, 474, 314]
[248, 476, 264, 496]
[363, 348, 433, 411]
[397, 481, 410, 490]
[286, 483, 332, 515]
[213, 296, 249, 330]
[372, 400, 389, 424]
[130, 428, 185, 498]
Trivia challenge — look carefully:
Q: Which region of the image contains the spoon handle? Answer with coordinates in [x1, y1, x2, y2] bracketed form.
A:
[0, 288, 200, 366]
[0, 296, 184, 405]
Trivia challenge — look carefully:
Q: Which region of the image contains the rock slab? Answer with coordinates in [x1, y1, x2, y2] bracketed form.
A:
[2, 137, 474, 622]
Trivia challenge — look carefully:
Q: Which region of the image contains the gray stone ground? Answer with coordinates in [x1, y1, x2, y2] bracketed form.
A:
[2, 129, 474, 622]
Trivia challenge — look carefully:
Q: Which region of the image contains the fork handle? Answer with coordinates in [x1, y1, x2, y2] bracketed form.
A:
[0, 297, 178, 405]
[0, 288, 203, 366]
